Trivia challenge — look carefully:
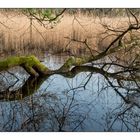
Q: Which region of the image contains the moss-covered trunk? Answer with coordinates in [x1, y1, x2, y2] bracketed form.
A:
[0, 55, 94, 76]
[0, 41, 138, 77]
[0, 55, 49, 77]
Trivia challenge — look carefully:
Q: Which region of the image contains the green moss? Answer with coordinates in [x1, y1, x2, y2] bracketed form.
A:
[58, 56, 75, 72]
[0, 55, 49, 77]
[0, 56, 20, 71]
[75, 57, 87, 65]
[58, 56, 89, 72]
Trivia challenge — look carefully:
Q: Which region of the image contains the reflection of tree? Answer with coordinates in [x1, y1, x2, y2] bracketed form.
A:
[0, 62, 139, 101]
[0, 9, 140, 132]
[0, 56, 139, 131]
[102, 74, 140, 131]
[0, 72, 94, 131]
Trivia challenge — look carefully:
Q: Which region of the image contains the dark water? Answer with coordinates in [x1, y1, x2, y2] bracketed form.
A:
[0, 54, 140, 132]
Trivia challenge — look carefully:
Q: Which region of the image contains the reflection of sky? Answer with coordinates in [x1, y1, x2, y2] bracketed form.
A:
[36, 72, 122, 131]
[0, 67, 29, 92]
[42, 54, 69, 70]
[0, 55, 139, 132]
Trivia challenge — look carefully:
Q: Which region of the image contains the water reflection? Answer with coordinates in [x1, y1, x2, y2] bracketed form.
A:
[0, 55, 139, 132]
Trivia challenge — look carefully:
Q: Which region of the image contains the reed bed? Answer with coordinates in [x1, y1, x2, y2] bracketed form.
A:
[0, 10, 138, 58]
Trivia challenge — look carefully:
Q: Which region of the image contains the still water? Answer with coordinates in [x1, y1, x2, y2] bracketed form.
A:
[0, 54, 140, 132]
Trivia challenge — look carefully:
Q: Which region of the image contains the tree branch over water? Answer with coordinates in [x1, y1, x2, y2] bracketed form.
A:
[0, 9, 139, 101]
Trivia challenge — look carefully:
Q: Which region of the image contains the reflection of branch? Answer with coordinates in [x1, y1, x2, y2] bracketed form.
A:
[105, 75, 140, 108]
[0, 64, 139, 101]
[0, 76, 48, 101]
[104, 76, 129, 103]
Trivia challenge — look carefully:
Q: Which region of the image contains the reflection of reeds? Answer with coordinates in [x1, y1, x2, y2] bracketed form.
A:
[0, 11, 139, 57]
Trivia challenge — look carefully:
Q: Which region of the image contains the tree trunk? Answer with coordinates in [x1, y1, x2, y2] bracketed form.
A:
[0, 55, 49, 77]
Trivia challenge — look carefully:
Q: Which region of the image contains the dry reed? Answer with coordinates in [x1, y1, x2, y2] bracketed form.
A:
[0, 10, 139, 58]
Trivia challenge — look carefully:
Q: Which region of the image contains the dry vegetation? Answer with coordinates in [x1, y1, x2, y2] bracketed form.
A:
[0, 10, 139, 58]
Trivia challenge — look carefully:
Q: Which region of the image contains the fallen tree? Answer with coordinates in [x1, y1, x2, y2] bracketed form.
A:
[0, 36, 139, 78]
[0, 40, 139, 78]
[0, 64, 139, 101]
[0, 9, 140, 102]
[0, 9, 140, 77]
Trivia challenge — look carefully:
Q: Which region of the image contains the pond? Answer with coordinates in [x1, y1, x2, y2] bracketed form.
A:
[0, 54, 140, 132]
